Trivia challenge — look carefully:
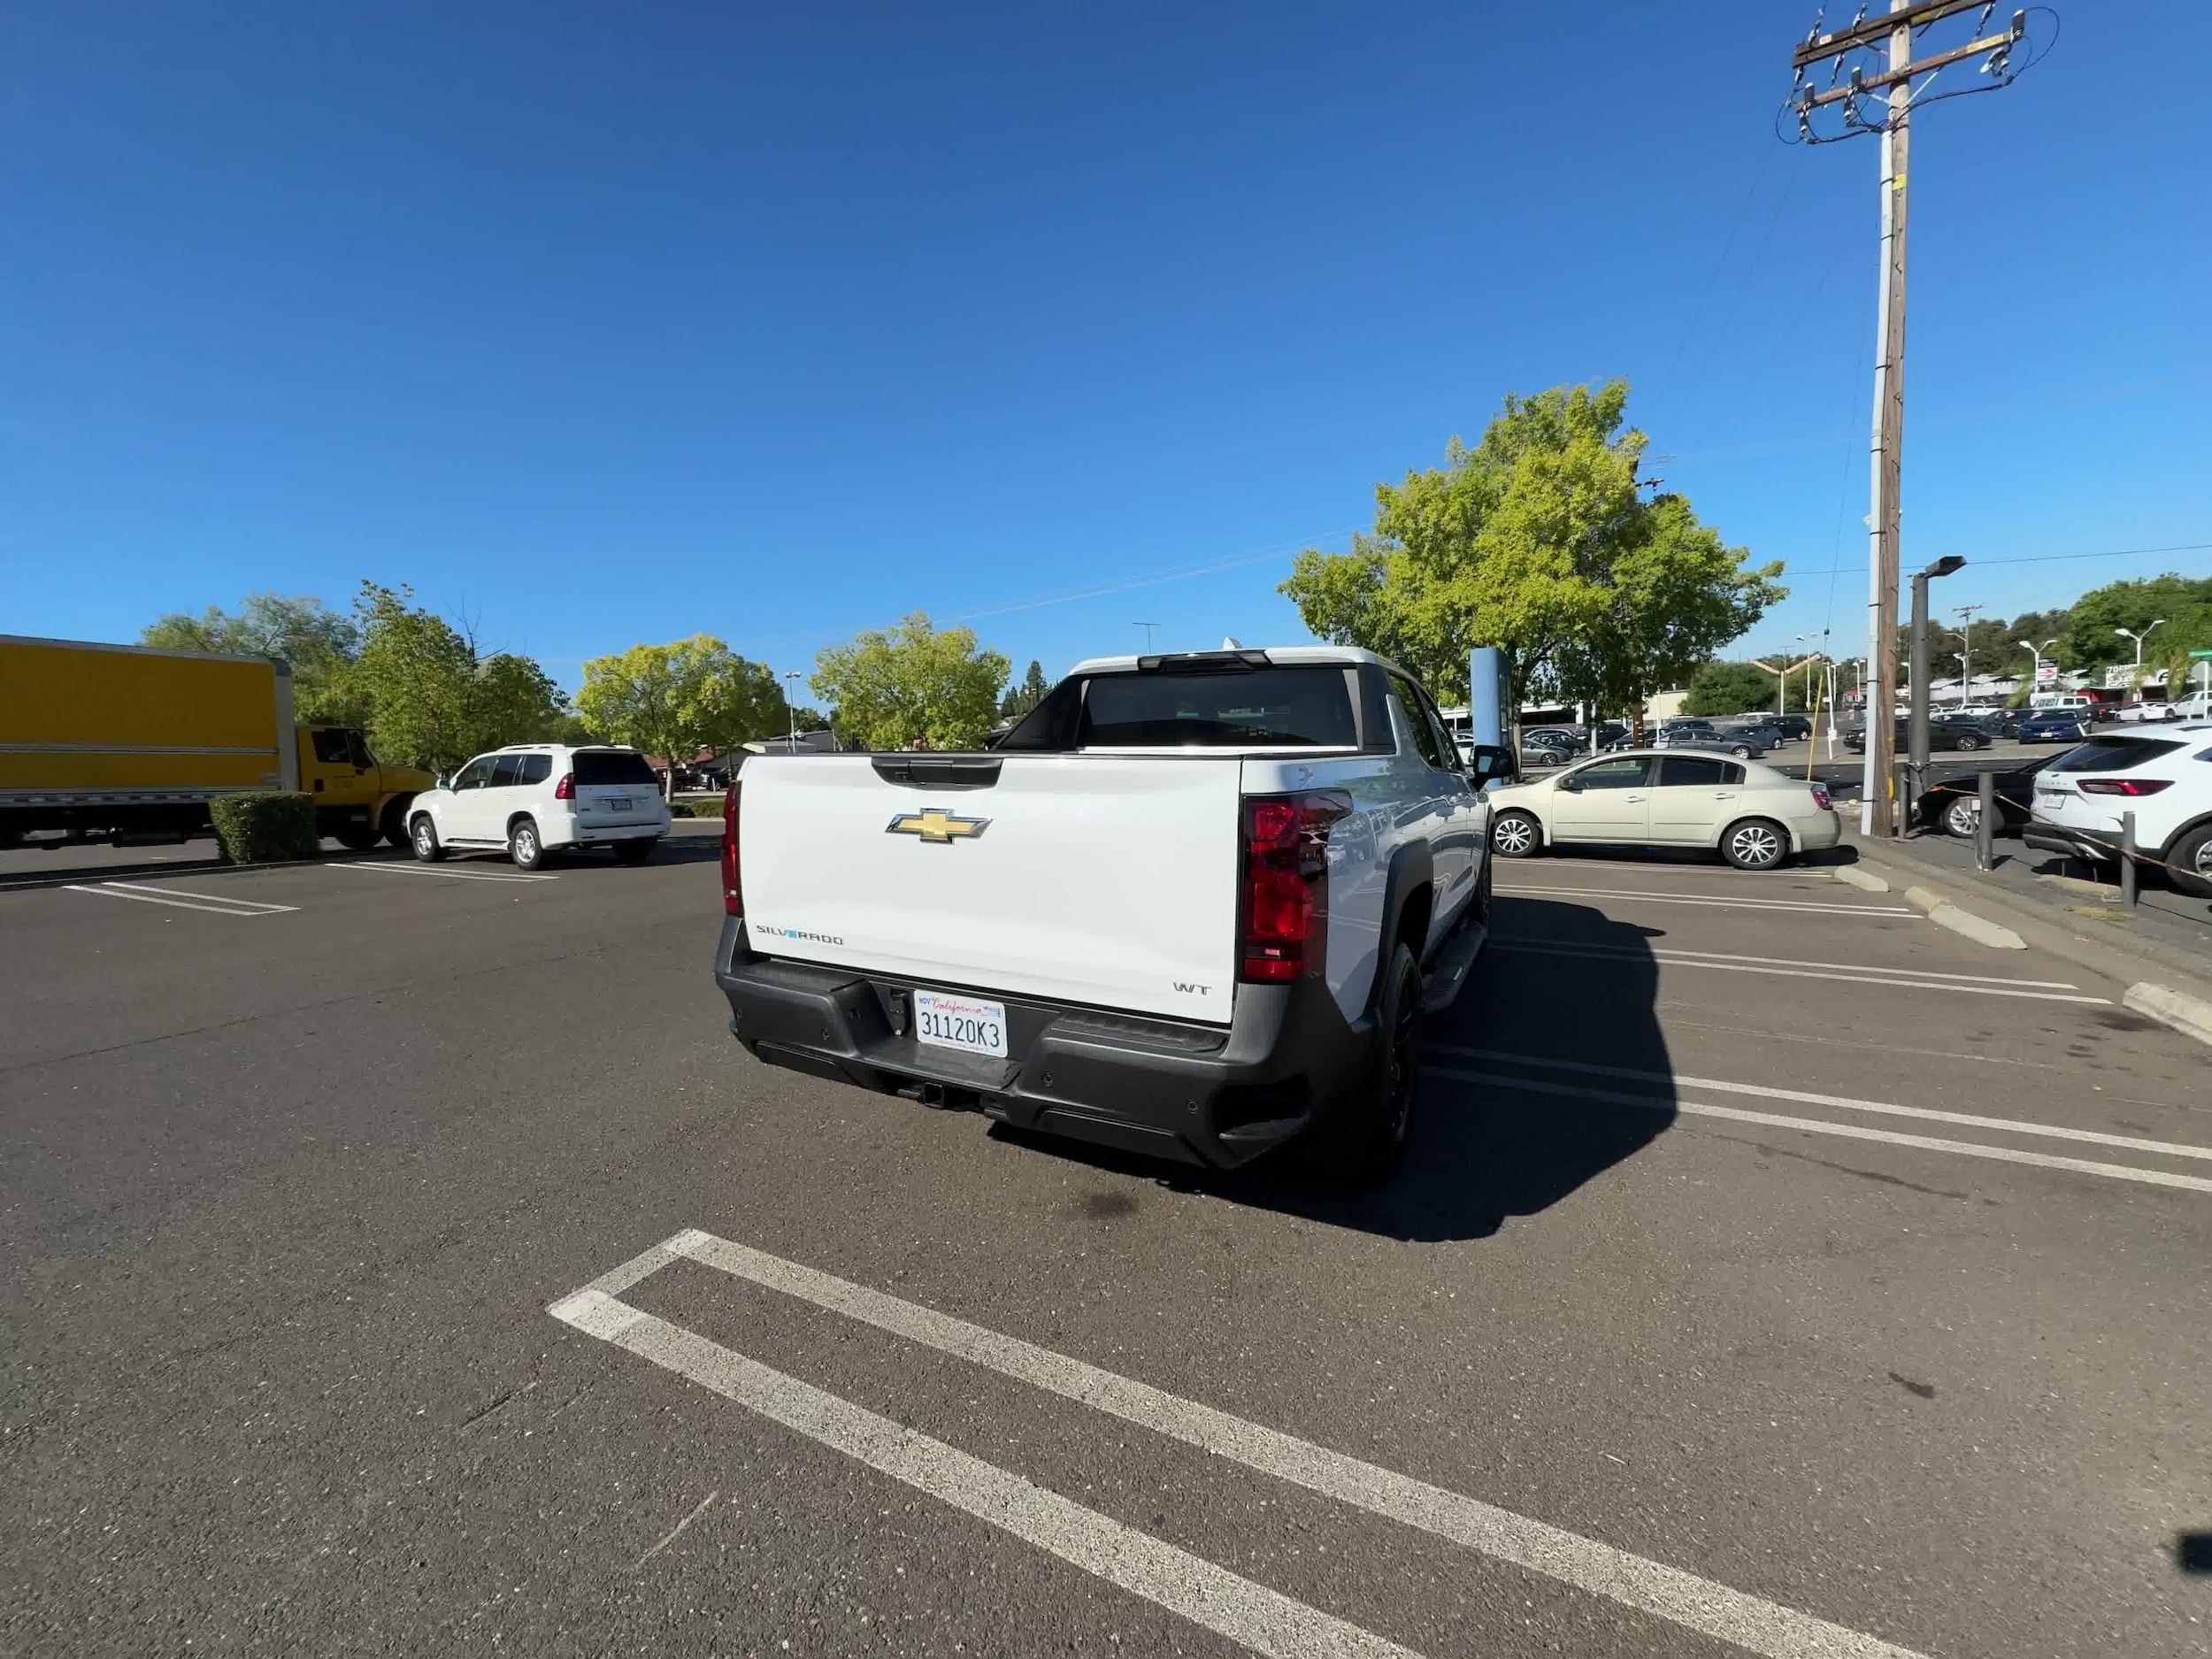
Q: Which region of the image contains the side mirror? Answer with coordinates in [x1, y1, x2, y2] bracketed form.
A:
[1465, 744, 1517, 787]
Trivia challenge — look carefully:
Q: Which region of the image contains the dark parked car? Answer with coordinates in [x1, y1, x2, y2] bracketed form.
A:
[1767, 713, 1813, 741]
[1911, 753, 2060, 838]
[1844, 718, 1993, 754]
[2016, 710, 2091, 744]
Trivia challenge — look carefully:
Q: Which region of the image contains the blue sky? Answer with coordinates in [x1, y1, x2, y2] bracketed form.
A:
[6, 3, 2208, 692]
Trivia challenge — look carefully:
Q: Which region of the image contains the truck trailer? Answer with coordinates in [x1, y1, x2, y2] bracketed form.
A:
[0, 634, 434, 852]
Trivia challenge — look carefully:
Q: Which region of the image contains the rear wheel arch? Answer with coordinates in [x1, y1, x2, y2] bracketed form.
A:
[2159, 811, 2212, 861]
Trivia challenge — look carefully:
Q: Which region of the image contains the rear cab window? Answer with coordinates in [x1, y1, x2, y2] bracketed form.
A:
[1000, 660, 1361, 750]
[572, 749, 660, 786]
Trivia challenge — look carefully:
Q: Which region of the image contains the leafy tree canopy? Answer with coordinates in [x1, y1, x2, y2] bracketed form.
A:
[575, 635, 785, 764]
[1683, 661, 1785, 718]
[812, 612, 1009, 750]
[1280, 381, 1781, 729]
[345, 583, 569, 770]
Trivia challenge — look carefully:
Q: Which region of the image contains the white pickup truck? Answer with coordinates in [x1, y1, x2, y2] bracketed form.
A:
[710, 647, 1517, 1181]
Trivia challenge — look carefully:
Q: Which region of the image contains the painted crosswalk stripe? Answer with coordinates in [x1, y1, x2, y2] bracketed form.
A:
[62, 881, 297, 916]
[1426, 1068, 2212, 1195]
[553, 1232, 1924, 1659]
[1433, 1047, 2212, 1163]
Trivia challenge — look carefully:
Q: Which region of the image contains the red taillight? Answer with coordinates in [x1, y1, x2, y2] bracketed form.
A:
[721, 783, 743, 915]
[1809, 781, 1832, 811]
[2077, 779, 2171, 796]
[1239, 792, 1350, 983]
[554, 771, 574, 800]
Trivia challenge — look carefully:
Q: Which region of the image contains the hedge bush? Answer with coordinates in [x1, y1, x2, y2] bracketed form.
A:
[210, 792, 320, 864]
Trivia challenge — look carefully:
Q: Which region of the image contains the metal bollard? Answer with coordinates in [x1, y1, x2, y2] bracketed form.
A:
[2120, 810, 2138, 910]
[1975, 771, 1994, 871]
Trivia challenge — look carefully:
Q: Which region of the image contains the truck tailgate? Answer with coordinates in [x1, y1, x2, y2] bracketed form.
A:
[740, 756, 1240, 1024]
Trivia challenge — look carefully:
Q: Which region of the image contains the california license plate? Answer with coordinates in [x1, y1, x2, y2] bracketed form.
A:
[913, 990, 1008, 1058]
[605, 797, 632, 812]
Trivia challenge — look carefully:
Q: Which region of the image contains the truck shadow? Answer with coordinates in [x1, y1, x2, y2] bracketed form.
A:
[994, 895, 1676, 1243]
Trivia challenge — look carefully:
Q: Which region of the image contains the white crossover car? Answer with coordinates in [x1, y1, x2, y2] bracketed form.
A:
[1485, 749, 1842, 871]
[407, 744, 672, 870]
[2024, 723, 2212, 898]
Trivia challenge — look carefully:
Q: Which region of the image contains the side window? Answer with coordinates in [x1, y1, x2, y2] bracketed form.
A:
[1386, 675, 1448, 770]
[488, 755, 523, 788]
[311, 728, 351, 764]
[518, 754, 551, 786]
[1570, 757, 1654, 790]
[344, 730, 375, 769]
[1657, 756, 1729, 787]
[451, 757, 495, 791]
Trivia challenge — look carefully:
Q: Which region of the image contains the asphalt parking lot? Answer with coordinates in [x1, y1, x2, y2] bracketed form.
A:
[4, 822, 2208, 1657]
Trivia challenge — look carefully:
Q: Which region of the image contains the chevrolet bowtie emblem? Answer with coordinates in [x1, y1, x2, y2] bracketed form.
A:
[886, 807, 991, 844]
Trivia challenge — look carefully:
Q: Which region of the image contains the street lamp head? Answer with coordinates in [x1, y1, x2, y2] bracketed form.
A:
[1921, 555, 1967, 579]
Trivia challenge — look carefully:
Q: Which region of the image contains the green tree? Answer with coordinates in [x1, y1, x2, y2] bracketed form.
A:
[141, 593, 363, 721]
[2058, 574, 2212, 690]
[811, 612, 1010, 750]
[999, 660, 1052, 721]
[345, 583, 568, 770]
[1682, 661, 1779, 718]
[575, 636, 785, 769]
[1280, 381, 1780, 734]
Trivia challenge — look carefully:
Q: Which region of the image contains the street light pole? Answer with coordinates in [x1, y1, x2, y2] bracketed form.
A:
[1908, 556, 1966, 813]
[2114, 619, 2165, 672]
[783, 671, 803, 746]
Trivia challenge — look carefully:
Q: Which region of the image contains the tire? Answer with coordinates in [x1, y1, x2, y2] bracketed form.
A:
[1721, 817, 1789, 871]
[1730, 744, 1753, 758]
[1941, 796, 1982, 839]
[1491, 810, 1542, 859]
[1319, 942, 1423, 1187]
[508, 816, 546, 871]
[332, 818, 381, 852]
[410, 813, 446, 862]
[1955, 733, 1984, 751]
[612, 838, 659, 864]
[2168, 824, 2212, 901]
[380, 796, 413, 849]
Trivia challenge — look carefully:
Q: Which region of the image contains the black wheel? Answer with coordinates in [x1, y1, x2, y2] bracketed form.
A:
[1941, 796, 1982, 839]
[1319, 942, 1423, 1187]
[1955, 733, 1984, 751]
[612, 838, 659, 864]
[380, 797, 413, 849]
[508, 817, 546, 871]
[1731, 744, 1753, 758]
[1491, 810, 1542, 859]
[410, 813, 446, 862]
[332, 819, 380, 852]
[2169, 824, 2212, 901]
[1721, 817, 1789, 871]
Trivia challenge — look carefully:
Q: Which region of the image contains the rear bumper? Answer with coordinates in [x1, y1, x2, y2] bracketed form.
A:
[1793, 810, 1843, 852]
[2024, 822, 2121, 863]
[710, 916, 1374, 1169]
[547, 817, 668, 846]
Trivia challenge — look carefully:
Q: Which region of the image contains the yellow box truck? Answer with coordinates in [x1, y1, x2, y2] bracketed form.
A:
[0, 634, 435, 851]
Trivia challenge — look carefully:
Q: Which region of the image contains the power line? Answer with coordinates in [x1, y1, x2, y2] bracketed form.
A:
[1779, 540, 2212, 578]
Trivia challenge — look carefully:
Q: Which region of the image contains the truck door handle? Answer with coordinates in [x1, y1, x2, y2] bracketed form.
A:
[1712, 791, 1735, 799]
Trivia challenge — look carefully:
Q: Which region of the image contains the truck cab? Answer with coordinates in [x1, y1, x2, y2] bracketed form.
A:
[296, 726, 435, 849]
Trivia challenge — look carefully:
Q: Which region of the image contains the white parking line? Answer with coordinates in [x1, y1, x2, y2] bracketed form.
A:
[553, 1231, 1925, 1659]
[61, 881, 298, 916]
[1494, 937, 2082, 989]
[326, 860, 557, 883]
[1497, 884, 1914, 917]
[1427, 1069, 2212, 1195]
[1491, 941, 2110, 1003]
[1434, 1047, 2212, 1163]
[554, 1289, 1423, 1659]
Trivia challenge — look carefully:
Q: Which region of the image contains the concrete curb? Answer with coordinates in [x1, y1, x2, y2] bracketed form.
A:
[2124, 982, 2212, 1048]
[1832, 864, 1890, 894]
[1898, 883, 2027, 949]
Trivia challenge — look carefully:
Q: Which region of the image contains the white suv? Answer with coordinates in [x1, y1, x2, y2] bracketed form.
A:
[406, 744, 672, 870]
[2024, 723, 2212, 898]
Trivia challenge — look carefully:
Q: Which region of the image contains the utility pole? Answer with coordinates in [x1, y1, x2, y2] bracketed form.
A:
[1786, 0, 2047, 834]
[1955, 603, 1981, 701]
[1133, 622, 1161, 651]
